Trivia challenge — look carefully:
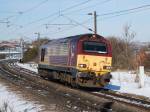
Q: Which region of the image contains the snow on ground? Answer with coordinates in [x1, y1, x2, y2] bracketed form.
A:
[16, 62, 38, 73]
[0, 83, 42, 112]
[111, 71, 150, 98]
[16, 62, 150, 98]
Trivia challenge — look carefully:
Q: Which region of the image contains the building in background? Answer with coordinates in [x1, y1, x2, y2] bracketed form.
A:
[0, 40, 22, 59]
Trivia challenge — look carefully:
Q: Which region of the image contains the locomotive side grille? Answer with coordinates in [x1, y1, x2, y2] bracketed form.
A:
[49, 56, 68, 65]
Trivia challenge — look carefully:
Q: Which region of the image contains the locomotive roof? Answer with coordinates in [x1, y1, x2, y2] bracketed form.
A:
[50, 33, 93, 42]
[40, 33, 104, 48]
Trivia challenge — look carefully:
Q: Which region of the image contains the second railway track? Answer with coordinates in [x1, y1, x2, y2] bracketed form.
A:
[0, 60, 150, 112]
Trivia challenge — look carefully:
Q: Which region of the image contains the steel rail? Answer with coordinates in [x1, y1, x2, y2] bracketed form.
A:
[1, 60, 150, 112]
[0, 61, 112, 112]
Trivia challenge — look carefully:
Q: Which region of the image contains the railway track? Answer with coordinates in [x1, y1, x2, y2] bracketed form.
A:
[91, 92, 150, 112]
[0, 60, 112, 112]
[1, 60, 150, 112]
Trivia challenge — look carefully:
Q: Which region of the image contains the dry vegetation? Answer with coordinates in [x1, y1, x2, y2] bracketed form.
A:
[108, 24, 136, 70]
[108, 24, 150, 70]
[23, 38, 49, 63]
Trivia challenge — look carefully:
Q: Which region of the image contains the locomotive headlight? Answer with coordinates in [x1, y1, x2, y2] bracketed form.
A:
[103, 66, 111, 70]
[78, 64, 87, 68]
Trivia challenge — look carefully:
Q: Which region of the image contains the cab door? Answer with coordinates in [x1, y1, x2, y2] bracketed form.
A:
[69, 41, 77, 66]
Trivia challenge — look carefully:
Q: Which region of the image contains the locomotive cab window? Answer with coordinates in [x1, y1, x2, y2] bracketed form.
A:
[83, 41, 107, 54]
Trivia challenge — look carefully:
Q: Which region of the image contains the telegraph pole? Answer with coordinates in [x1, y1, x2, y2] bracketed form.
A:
[88, 11, 97, 36]
[94, 11, 97, 35]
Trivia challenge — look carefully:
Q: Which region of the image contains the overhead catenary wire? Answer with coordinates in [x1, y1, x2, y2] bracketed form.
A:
[61, 14, 93, 32]
[41, 16, 94, 37]
[43, 4, 150, 37]
[44, 0, 112, 28]
[24, 15, 93, 38]
[3, 0, 107, 33]
[40, 3, 150, 37]
[97, 4, 150, 17]
[23, 0, 92, 26]
[22, 3, 150, 39]
[2, 0, 49, 24]
[34, 0, 112, 27]
[99, 7, 150, 20]
[4, 1, 150, 40]
[23, 0, 49, 14]
[60, 0, 92, 13]
[10, 0, 94, 35]
[0, 11, 19, 14]
[63, 0, 113, 15]
[64, 4, 150, 31]
[17, 15, 61, 35]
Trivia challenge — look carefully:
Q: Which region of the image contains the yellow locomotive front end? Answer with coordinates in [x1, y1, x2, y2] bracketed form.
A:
[76, 38, 112, 87]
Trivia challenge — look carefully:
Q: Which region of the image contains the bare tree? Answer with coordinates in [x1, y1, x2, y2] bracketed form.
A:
[122, 24, 136, 69]
[108, 24, 136, 70]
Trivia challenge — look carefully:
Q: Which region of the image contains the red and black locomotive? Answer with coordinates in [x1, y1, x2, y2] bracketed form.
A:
[38, 34, 112, 87]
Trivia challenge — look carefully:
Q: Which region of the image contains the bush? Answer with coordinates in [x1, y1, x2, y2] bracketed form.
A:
[23, 47, 38, 63]
[22, 38, 49, 63]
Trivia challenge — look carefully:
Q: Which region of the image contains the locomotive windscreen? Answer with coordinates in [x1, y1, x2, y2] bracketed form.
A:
[83, 41, 107, 54]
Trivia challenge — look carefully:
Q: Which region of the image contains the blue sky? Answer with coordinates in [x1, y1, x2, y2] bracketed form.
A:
[0, 0, 150, 42]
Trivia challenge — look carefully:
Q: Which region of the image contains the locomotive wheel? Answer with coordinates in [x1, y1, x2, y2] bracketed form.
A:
[70, 78, 79, 88]
[38, 69, 47, 79]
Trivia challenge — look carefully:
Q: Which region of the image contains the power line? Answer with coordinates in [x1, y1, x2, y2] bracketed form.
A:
[23, 0, 49, 13]
[9, 2, 150, 39]
[60, 0, 92, 12]
[19, 15, 60, 32]
[97, 4, 150, 17]
[19, 0, 95, 34]
[45, 23, 75, 25]
[44, 23, 75, 29]
[24, 16, 93, 38]
[21, 3, 150, 38]
[42, 0, 101, 27]
[100, 7, 150, 20]
[7, 0, 93, 37]
[0, 21, 9, 23]
[63, 0, 113, 15]
[0, 11, 19, 14]
[41, 16, 93, 37]
[44, 4, 150, 36]
[23, 0, 92, 26]
[61, 15, 93, 32]
[2, 0, 49, 23]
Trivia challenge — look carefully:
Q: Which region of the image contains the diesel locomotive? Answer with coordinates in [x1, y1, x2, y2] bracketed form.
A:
[38, 34, 112, 87]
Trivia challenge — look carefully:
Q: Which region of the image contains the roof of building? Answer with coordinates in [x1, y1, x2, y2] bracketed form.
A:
[0, 41, 20, 48]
